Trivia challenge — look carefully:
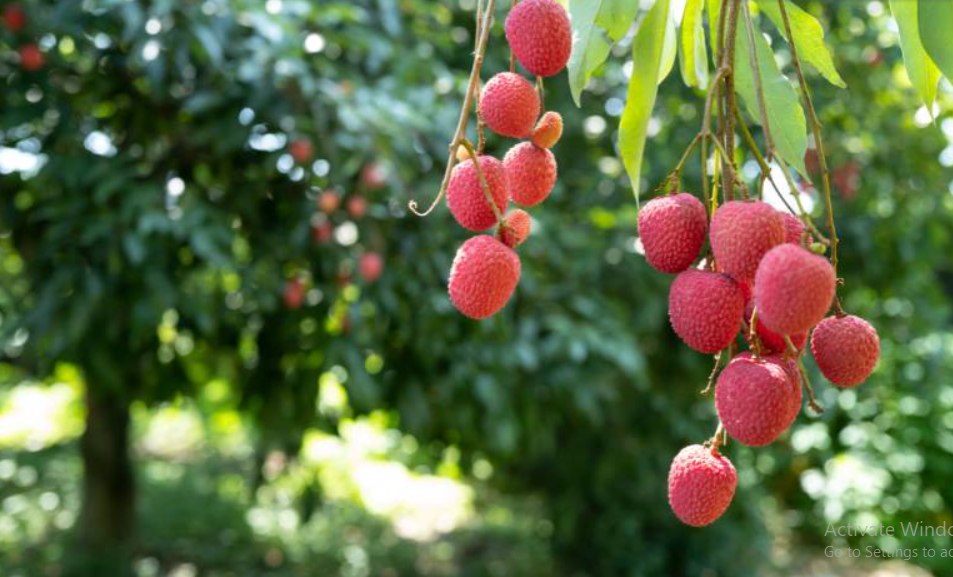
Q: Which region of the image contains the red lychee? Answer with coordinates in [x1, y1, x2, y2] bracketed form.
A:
[447, 156, 509, 231]
[361, 163, 386, 190]
[498, 209, 531, 248]
[346, 195, 367, 219]
[448, 235, 521, 319]
[638, 193, 708, 274]
[359, 252, 384, 283]
[504, 0, 572, 78]
[284, 278, 306, 309]
[503, 142, 556, 207]
[318, 190, 341, 214]
[780, 212, 807, 246]
[312, 222, 333, 244]
[479, 72, 540, 139]
[667, 444, 737, 527]
[734, 352, 803, 429]
[715, 354, 799, 446]
[289, 139, 313, 164]
[3, 4, 26, 31]
[753, 244, 835, 336]
[531, 111, 563, 149]
[744, 300, 807, 354]
[710, 200, 785, 282]
[668, 270, 745, 354]
[19, 44, 43, 71]
[811, 315, 880, 388]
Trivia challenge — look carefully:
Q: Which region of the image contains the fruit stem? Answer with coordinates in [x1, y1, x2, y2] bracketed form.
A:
[408, 0, 498, 217]
[776, 0, 839, 280]
[460, 139, 505, 225]
[748, 306, 764, 357]
[708, 422, 727, 452]
[721, 0, 741, 201]
[797, 356, 825, 414]
[701, 344, 730, 395]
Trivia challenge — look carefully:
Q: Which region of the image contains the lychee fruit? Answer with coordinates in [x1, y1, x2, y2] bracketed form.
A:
[19, 44, 43, 71]
[715, 354, 799, 446]
[3, 4, 26, 32]
[448, 235, 521, 319]
[447, 156, 509, 231]
[312, 222, 333, 244]
[361, 163, 386, 190]
[284, 278, 306, 309]
[667, 444, 737, 527]
[734, 352, 803, 430]
[744, 300, 807, 354]
[498, 209, 531, 248]
[346, 195, 368, 219]
[668, 270, 745, 354]
[318, 190, 341, 214]
[531, 111, 563, 149]
[710, 200, 785, 282]
[780, 212, 807, 245]
[479, 72, 540, 139]
[810, 314, 880, 388]
[359, 252, 384, 283]
[504, 0, 572, 78]
[753, 244, 835, 335]
[638, 193, 708, 274]
[289, 139, 314, 164]
[503, 142, 556, 207]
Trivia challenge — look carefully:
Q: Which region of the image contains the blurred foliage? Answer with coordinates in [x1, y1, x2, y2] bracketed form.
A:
[0, 0, 951, 576]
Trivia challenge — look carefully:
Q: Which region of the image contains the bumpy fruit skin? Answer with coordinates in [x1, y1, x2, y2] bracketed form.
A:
[447, 156, 510, 231]
[754, 244, 835, 335]
[531, 111, 563, 149]
[716, 354, 798, 446]
[667, 444, 737, 527]
[668, 270, 745, 354]
[710, 200, 785, 282]
[780, 212, 807, 245]
[480, 72, 540, 138]
[504, 0, 572, 77]
[744, 300, 807, 354]
[811, 315, 880, 387]
[735, 352, 802, 429]
[503, 142, 556, 206]
[638, 193, 708, 273]
[448, 235, 521, 319]
[498, 209, 531, 248]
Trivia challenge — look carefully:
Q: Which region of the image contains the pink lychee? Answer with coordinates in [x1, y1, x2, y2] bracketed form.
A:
[810, 314, 880, 387]
[668, 270, 745, 354]
[638, 193, 708, 274]
[668, 444, 737, 527]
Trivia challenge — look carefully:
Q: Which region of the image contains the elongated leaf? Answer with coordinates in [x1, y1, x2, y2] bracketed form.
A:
[619, 0, 670, 203]
[734, 14, 808, 177]
[918, 0, 953, 84]
[568, 0, 640, 105]
[890, 0, 940, 109]
[757, 0, 845, 88]
[679, 0, 708, 88]
[659, 9, 677, 84]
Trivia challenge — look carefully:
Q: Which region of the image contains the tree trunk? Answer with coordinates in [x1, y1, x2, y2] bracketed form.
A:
[67, 385, 135, 576]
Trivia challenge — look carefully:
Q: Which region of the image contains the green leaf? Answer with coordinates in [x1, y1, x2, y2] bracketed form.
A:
[568, 0, 640, 105]
[679, 0, 708, 88]
[756, 0, 845, 88]
[734, 13, 808, 177]
[918, 0, 953, 85]
[659, 10, 677, 84]
[619, 0, 670, 204]
[890, 0, 941, 109]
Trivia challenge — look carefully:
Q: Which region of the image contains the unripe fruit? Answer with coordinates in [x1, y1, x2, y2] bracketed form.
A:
[715, 354, 798, 446]
[448, 235, 521, 319]
[359, 252, 384, 283]
[2, 5, 26, 31]
[754, 244, 835, 335]
[531, 111, 563, 149]
[479, 72, 540, 139]
[780, 212, 807, 245]
[667, 444, 737, 527]
[811, 315, 880, 387]
[447, 156, 509, 230]
[744, 300, 807, 354]
[498, 209, 531, 248]
[503, 142, 556, 206]
[710, 200, 785, 282]
[668, 270, 745, 354]
[19, 44, 43, 71]
[504, 0, 572, 77]
[638, 193, 707, 273]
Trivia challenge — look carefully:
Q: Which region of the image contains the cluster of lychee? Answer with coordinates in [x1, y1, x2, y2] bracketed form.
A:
[3, 4, 44, 71]
[636, 193, 881, 527]
[446, 0, 570, 320]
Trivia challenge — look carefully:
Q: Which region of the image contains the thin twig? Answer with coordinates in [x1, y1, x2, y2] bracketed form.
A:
[722, 0, 741, 201]
[409, 0, 498, 216]
[459, 139, 504, 225]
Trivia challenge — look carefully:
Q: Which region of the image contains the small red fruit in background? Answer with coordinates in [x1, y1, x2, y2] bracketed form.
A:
[289, 138, 314, 164]
[346, 195, 367, 219]
[361, 163, 386, 190]
[19, 44, 43, 71]
[667, 444, 737, 527]
[312, 222, 333, 244]
[359, 252, 384, 283]
[833, 161, 861, 200]
[3, 4, 26, 31]
[318, 190, 341, 214]
[283, 278, 306, 309]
